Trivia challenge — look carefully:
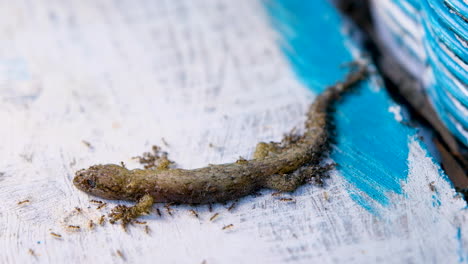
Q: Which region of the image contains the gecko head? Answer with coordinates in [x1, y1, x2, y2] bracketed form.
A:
[73, 164, 131, 200]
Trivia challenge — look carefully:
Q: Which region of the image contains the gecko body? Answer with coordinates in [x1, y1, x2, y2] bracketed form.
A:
[73, 65, 367, 204]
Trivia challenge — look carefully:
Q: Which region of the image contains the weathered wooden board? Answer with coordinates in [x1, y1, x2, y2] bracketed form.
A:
[0, 0, 466, 263]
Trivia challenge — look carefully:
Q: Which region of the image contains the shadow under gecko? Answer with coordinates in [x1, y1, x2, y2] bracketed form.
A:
[74, 64, 367, 206]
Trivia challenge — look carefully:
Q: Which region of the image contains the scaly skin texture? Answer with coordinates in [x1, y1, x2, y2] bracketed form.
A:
[73, 65, 367, 204]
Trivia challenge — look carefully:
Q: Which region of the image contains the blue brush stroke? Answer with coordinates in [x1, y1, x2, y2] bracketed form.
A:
[419, 0, 468, 145]
[348, 191, 377, 215]
[264, 0, 352, 90]
[264, 0, 417, 214]
[456, 227, 467, 263]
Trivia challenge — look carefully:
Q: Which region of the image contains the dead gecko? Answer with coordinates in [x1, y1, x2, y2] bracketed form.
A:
[74, 64, 367, 204]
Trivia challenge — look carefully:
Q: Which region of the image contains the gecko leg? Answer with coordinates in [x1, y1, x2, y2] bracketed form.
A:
[263, 171, 306, 192]
[109, 194, 154, 227]
[264, 163, 336, 191]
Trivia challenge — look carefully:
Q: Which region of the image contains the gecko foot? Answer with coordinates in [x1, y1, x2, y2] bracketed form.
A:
[108, 194, 154, 227]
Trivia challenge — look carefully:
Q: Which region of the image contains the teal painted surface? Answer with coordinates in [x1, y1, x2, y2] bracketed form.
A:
[264, 0, 352, 91]
[420, 0, 468, 145]
[264, 0, 419, 214]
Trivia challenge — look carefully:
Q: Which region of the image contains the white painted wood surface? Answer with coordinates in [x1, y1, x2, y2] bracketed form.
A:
[0, 1, 466, 263]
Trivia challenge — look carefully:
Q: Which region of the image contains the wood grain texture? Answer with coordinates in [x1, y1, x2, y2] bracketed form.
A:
[0, 0, 466, 263]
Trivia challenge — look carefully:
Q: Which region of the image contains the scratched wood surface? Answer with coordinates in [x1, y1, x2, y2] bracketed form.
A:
[0, 0, 466, 263]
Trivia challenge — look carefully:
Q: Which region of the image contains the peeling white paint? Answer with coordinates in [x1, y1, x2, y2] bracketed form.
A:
[389, 105, 404, 122]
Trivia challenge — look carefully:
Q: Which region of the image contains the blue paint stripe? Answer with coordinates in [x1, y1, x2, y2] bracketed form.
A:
[391, 0, 422, 21]
[419, 0, 468, 145]
[444, 0, 468, 18]
[422, 9, 468, 87]
[420, 0, 468, 64]
[377, 3, 425, 63]
[427, 79, 468, 146]
[434, 81, 468, 128]
[456, 227, 467, 263]
[426, 0, 468, 42]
